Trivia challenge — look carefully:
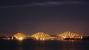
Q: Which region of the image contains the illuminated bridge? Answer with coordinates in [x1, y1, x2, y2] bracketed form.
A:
[31, 32, 51, 40]
[9, 32, 83, 41]
[57, 32, 83, 40]
[13, 33, 26, 41]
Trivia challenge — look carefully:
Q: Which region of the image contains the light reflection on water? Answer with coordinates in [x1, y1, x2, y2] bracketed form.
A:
[1, 40, 89, 50]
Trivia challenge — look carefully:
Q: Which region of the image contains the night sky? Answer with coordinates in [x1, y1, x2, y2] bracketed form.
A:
[0, 0, 89, 35]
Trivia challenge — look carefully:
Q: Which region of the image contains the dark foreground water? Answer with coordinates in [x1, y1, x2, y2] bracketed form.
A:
[0, 39, 89, 50]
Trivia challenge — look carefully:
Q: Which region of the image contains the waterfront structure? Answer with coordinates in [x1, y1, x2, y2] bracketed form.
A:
[31, 32, 51, 40]
[0, 31, 85, 41]
[57, 32, 83, 40]
[13, 33, 26, 41]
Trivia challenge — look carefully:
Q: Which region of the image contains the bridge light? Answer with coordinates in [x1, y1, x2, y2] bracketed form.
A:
[31, 32, 51, 40]
[13, 32, 26, 41]
[16, 37, 24, 41]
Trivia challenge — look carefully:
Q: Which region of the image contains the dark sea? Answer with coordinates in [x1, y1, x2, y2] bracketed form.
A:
[0, 40, 89, 50]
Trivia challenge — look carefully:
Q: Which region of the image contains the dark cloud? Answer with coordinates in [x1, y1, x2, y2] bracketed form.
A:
[0, 1, 88, 8]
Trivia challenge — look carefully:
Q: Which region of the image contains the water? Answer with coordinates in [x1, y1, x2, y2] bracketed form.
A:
[0, 40, 89, 50]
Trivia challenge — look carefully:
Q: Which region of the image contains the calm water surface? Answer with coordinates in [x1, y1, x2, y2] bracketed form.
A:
[0, 40, 89, 50]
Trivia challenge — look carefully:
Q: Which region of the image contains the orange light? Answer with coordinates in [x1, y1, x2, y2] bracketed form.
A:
[13, 33, 26, 41]
[31, 32, 51, 40]
[57, 31, 83, 40]
[16, 37, 24, 41]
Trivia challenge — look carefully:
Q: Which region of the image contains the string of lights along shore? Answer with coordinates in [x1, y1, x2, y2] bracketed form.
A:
[0, 31, 86, 41]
